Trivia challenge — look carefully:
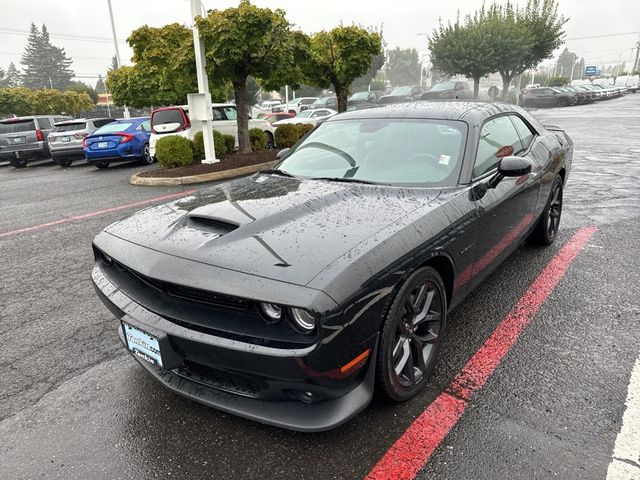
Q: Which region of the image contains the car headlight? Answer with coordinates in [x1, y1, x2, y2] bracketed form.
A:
[260, 303, 282, 323]
[289, 308, 316, 334]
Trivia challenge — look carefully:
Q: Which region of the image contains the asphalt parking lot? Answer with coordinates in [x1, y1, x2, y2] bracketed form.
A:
[1, 96, 639, 480]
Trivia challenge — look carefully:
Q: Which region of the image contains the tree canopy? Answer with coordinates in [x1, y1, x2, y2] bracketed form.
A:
[21, 23, 74, 90]
[386, 48, 421, 87]
[196, 0, 303, 152]
[428, 0, 566, 98]
[0, 87, 93, 117]
[303, 26, 382, 112]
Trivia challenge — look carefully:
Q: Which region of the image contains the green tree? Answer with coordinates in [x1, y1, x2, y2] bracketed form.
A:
[303, 26, 382, 112]
[21, 23, 74, 90]
[196, 1, 303, 152]
[352, 30, 385, 91]
[487, 0, 567, 98]
[386, 47, 421, 87]
[5, 62, 22, 87]
[66, 80, 97, 104]
[0, 87, 34, 116]
[429, 12, 497, 99]
[556, 48, 577, 80]
[95, 75, 107, 94]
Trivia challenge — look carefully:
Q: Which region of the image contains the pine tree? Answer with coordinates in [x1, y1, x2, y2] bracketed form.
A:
[95, 75, 106, 93]
[0, 67, 5, 87]
[5, 62, 22, 87]
[20, 23, 74, 90]
[109, 55, 119, 72]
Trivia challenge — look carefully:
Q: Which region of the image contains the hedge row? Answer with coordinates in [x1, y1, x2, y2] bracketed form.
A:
[274, 123, 314, 148]
[156, 129, 272, 169]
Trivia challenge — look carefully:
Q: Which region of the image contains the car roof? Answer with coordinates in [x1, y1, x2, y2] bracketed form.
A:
[326, 101, 525, 125]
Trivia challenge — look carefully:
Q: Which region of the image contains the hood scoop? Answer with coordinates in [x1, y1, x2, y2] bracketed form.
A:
[187, 215, 239, 235]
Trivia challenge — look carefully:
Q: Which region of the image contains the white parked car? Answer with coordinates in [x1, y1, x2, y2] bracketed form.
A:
[256, 100, 283, 112]
[272, 108, 337, 127]
[149, 104, 275, 157]
[272, 97, 318, 115]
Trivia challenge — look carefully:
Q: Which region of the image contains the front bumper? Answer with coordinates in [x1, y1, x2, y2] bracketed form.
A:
[92, 263, 377, 432]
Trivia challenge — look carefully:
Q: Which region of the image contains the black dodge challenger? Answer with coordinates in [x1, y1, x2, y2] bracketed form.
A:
[92, 102, 571, 431]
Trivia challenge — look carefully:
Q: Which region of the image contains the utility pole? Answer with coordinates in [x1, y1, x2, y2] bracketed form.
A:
[107, 0, 130, 119]
[634, 37, 640, 73]
[190, 0, 217, 164]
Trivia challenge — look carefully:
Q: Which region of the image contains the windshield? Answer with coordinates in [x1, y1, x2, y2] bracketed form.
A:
[314, 97, 334, 106]
[350, 92, 369, 100]
[276, 118, 466, 186]
[390, 86, 412, 95]
[0, 119, 35, 134]
[53, 122, 86, 132]
[94, 122, 132, 135]
[297, 111, 314, 118]
[430, 82, 456, 92]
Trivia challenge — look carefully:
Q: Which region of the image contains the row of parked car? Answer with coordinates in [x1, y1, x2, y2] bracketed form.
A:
[0, 115, 154, 169]
[520, 83, 630, 108]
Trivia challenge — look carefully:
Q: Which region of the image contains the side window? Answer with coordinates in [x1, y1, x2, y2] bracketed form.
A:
[474, 116, 523, 178]
[509, 116, 535, 152]
[38, 118, 52, 129]
[211, 108, 224, 121]
[137, 120, 151, 132]
[223, 107, 237, 121]
[94, 119, 114, 128]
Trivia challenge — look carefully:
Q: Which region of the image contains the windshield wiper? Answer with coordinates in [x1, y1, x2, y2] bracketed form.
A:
[260, 168, 295, 177]
[313, 177, 378, 185]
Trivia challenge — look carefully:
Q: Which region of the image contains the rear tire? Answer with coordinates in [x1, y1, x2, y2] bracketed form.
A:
[376, 266, 447, 402]
[528, 174, 563, 246]
[56, 158, 73, 167]
[140, 143, 154, 165]
[9, 157, 27, 168]
[95, 161, 109, 169]
[265, 132, 274, 150]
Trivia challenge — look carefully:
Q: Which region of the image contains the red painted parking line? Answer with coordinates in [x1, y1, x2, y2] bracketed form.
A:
[366, 225, 598, 480]
[0, 189, 198, 239]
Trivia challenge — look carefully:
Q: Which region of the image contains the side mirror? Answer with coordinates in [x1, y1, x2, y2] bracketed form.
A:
[276, 148, 290, 160]
[497, 156, 533, 177]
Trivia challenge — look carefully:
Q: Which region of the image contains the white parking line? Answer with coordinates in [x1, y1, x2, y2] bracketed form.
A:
[607, 357, 640, 480]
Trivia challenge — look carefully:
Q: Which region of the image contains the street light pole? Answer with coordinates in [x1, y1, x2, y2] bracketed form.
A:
[190, 0, 217, 164]
[106, 0, 130, 119]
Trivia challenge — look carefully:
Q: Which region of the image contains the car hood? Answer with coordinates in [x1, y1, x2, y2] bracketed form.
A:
[104, 174, 443, 286]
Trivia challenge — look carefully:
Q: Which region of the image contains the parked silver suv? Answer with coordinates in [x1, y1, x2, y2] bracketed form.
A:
[0, 115, 71, 167]
[48, 117, 115, 167]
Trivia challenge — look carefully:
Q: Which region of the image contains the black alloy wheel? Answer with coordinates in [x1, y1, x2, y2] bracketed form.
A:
[529, 174, 563, 246]
[95, 161, 109, 169]
[140, 144, 154, 165]
[377, 266, 447, 401]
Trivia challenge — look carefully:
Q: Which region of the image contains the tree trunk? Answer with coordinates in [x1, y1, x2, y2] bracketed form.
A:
[233, 77, 251, 154]
[473, 77, 480, 99]
[500, 73, 513, 101]
[335, 84, 348, 113]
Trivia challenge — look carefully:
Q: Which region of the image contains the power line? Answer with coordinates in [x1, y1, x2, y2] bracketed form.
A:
[565, 31, 640, 41]
[0, 27, 127, 45]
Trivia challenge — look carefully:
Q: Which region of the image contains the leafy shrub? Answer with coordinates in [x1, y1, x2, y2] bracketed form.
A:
[296, 123, 314, 139]
[274, 124, 299, 148]
[249, 128, 268, 150]
[222, 134, 235, 153]
[155, 135, 194, 169]
[213, 130, 228, 157]
[192, 131, 205, 163]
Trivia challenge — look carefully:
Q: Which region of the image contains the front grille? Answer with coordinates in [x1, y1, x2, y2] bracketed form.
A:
[174, 360, 266, 398]
[103, 253, 248, 312]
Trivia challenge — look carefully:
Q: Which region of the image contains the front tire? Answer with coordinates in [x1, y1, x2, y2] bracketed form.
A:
[56, 158, 73, 167]
[95, 161, 109, 169]
[376, 266, 447, 402]
[528, 174, 563, 246]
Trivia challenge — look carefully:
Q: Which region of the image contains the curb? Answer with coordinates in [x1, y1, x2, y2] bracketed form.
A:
[129, 160, 277, 186]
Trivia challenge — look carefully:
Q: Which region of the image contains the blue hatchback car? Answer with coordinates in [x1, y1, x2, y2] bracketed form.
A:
[84, 117, 153, 169]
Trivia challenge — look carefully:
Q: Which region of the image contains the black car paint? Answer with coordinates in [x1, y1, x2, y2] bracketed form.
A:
[92, 102, 572, 431]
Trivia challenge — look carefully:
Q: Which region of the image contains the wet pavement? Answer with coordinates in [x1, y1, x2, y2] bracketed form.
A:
[1, 96, 639, 480]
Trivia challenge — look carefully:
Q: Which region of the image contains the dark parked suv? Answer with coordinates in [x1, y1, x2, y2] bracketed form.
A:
[48, 117, 115, 167]
[520, 87, 577, 108]
[0, 115, 71, 167]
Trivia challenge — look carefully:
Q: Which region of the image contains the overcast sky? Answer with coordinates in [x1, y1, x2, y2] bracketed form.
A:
[1, 0, 638, 85]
